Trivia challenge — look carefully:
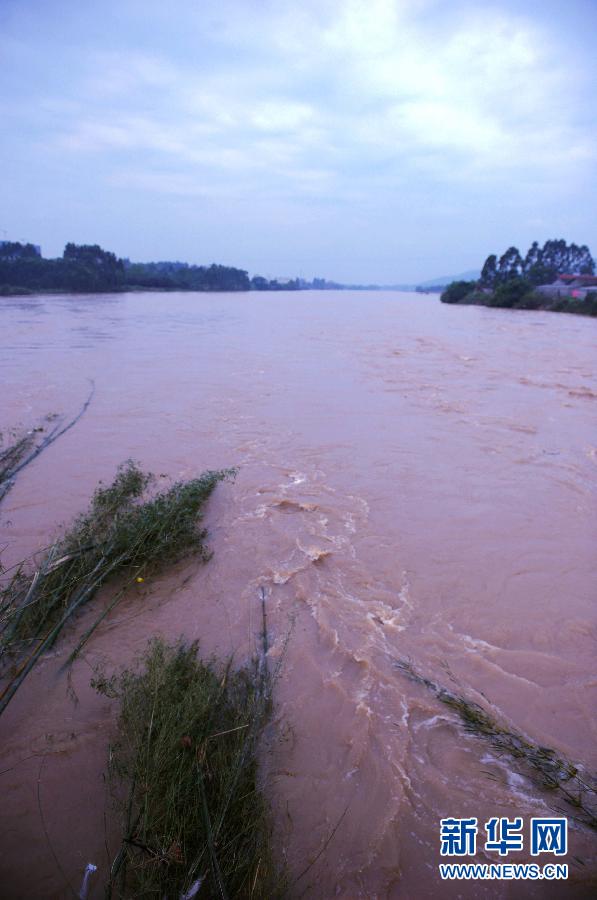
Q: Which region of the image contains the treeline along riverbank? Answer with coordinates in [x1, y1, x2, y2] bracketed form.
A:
[441, 238, 597, 317]
[0, 241, 344, 295]
[0, 242, 252, 294]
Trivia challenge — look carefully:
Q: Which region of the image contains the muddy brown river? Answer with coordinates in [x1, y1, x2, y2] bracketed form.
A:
[0, 290, 595, 898]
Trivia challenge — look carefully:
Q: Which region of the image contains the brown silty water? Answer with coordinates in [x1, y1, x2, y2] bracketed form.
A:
[0, 290, 595, 898]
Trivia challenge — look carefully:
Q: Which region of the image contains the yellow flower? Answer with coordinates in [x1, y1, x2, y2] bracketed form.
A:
[136, 576, 144, 583]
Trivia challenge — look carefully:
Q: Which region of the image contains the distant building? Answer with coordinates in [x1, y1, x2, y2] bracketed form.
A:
[536, 274, 597, 300]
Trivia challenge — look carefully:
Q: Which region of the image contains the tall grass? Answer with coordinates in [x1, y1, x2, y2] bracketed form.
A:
[96, 638, 283, 899]
[0, 432, 34, 502]
[0, 384, 94, 504]
[0, 461, 235, 716]
[394, 658, 597, 829]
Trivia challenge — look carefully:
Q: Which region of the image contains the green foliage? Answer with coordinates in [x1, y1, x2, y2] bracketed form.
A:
[479, 254, 497, 287]
[0, 433, 34, 488]
[0, 389, 94, 506]
[460, 289, 489, 305]
[511, 292, 544, 311]
[444, 240, 596, 316]
[250, 275, 271, 290]
[250, 275, 301, 291]
[0, 241, 40, 260]
[444, 284, 597, 317]
[480, 239, 595, 289]
[490, 276, 534, 308]
[97, 638, 283, 899]
[62, 242, 125, 289]
[125, 260, 250, 292]
[0, 245, 125, 292]
[394, 659, 597, 830]
[550, 292, 597, 317]
[0, 462, 235, 713]
[496, 246, 523, 283]
[0, 245, 252, 293]
[1, 461, 233, 649]
[440, 280, 477, 304]
[535, 239, 594, 282]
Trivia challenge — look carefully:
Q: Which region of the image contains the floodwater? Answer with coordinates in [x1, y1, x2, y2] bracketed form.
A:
[0, 290, 595, 899]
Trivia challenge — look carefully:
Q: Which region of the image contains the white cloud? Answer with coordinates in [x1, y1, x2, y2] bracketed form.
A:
[4, 0, 594, 277]
[84, 51, 179, 97]
[48, 0, 592, 191]
[250, 101, 314, 133]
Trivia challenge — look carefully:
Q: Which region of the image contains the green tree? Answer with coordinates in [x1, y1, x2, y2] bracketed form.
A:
[496, 246, 523, 283]
[62, 243, 125, 290]
[539, 239, 570, 281]
[568, 243, 595, 275]
[480, 254, 497, 287]
[0, 241, 40, 260]
[490, 276, 533, 307]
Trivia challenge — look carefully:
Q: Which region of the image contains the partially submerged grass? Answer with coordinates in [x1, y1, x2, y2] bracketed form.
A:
[394, 658, 597, 829]
[0, 431, 35, 502]
[0, 431, 34, 480]
[0, 461, 235, 716]
[0, 384, 94, 504]
[95, 638, 283, 900]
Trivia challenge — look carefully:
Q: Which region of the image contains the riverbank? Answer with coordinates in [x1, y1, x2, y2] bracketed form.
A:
[0, 284, 247, 296]
[441, 282, 597, 317]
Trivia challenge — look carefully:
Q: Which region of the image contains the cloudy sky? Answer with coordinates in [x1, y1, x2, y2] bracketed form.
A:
[1, 0, 595, 282]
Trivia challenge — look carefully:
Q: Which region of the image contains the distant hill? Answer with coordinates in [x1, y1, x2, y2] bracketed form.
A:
[417, 269, 480, 289]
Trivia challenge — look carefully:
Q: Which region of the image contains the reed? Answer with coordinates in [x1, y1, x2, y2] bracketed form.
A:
[0, 461, 235, 716]
[394, 658, 597, 829]
[0, 432, 34, 502]
[0, 383, 94, 504]
[96, 638, 283, 899]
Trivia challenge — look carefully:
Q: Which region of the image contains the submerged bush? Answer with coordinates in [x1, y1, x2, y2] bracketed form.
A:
[551, 292, 597, 317]
[0, 461, 235, 715]
[439, 279, 597, 317]
[511, 292, 544, 310]
[394, 658, 597, 830]
[0, 433, 34, 491]
[440, 280, 477, 304]
[489, 277, 534, 308]
[97, 638, 283, 899]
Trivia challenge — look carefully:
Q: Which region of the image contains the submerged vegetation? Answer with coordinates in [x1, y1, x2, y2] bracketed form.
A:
[394, 659, 597, 829]
[0, 431, 35, 502]
[96, 638, 282, 899]
[2, 447, 282, 896]
[0, 461, 234, 716]
[441, 280, 597, 316]
[0, 386, 94, 504]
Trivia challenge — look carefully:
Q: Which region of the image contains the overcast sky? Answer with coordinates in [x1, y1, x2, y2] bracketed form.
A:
[1, 0, 595, 283]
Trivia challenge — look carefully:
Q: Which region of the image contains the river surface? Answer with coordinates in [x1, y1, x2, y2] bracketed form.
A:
[0, 290, 595, 899]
